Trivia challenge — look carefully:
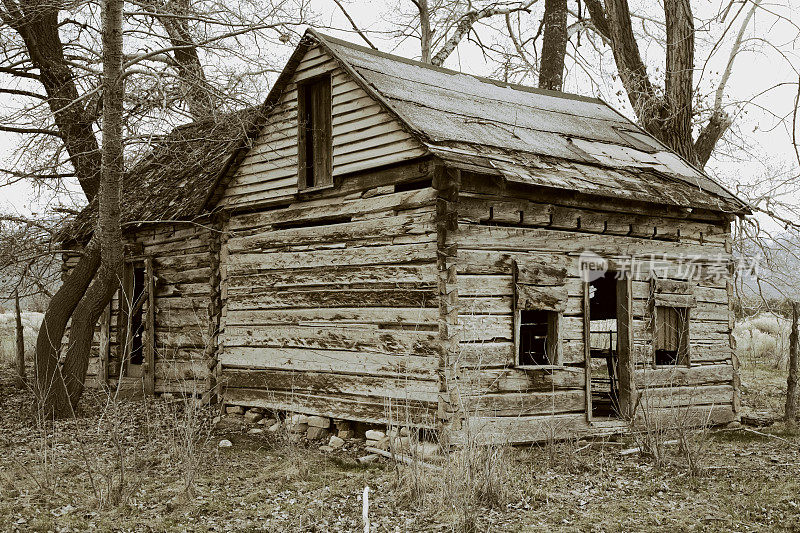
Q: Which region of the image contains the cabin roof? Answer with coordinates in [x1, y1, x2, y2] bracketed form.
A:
[65, 110, 257, 240]
[313, 31, 747, 214]
[69, 28, 748, 240]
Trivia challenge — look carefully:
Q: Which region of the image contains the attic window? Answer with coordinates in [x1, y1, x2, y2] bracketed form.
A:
[297, 74, 332, 191]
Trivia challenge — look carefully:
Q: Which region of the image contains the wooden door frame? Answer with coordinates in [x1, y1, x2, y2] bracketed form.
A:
[144, 257, 155, 395]
[113, 257, 155, 394]
[583, 274, 636, 422]
[616, 275, 635, 418]
[116, 260, 135, 378]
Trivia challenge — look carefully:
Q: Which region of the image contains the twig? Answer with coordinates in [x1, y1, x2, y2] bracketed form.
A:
[737, 427, 800, 450]
[364, 446, 442, 471]
[619, 439, 679, 456]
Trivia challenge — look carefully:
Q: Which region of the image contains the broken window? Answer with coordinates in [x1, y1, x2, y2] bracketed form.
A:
[518, 310, 559, 366]
[513, 258, 566, 367]
[654, 306, 689, 365]
[297, 74, 332, 190]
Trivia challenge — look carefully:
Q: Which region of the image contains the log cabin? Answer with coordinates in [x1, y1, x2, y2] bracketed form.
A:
[62, 29, 750, 443]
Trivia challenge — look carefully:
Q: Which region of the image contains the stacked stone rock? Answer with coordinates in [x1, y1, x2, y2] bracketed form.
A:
[222, 407, 441, 458]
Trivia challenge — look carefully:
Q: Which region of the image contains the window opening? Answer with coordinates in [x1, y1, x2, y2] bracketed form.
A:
[298, 75, 332, 190]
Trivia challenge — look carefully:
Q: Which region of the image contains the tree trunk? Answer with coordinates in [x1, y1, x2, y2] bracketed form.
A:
[59, 0, 126, 414]
[14, 290, 26, 388]
[585, 0, 705, 166]
[5, 0, 102, 200]
[155, 0, 216, 118]
[785, 302, 799, 428]
[663, 0, 695, 163]
[34, 238, 101, 416]
[538, 0, 567, 91]
[418, 0, 432, 63]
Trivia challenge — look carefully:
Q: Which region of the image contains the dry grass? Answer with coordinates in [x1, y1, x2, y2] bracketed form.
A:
[1, 361, 799, 531]
[2, 313, 799, 531]
[734, 312, 792, 370]
[0, 311, 42, 367]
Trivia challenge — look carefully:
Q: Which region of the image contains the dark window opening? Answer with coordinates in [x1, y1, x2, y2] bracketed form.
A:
[394, 178, 433, 193]
[589, 271, 617, 320]
[655, 306, 688, 365]
[130, 266, 146, 366]
[272, 215, 351, 230]
[298, 75, 332, 190]
[519, 310, 552, 365]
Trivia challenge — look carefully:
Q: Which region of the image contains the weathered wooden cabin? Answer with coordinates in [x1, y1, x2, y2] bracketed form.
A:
[64, 29, 749, 443]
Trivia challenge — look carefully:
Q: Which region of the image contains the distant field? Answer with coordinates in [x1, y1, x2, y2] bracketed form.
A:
[0, 311, 42, 365]
[734, 313, 792, 418]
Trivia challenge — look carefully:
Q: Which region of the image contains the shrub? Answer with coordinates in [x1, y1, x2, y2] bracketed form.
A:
[734, 313, 791, 369]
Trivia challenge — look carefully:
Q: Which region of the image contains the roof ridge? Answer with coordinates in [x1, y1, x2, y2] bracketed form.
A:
[310, 29, 607, 107]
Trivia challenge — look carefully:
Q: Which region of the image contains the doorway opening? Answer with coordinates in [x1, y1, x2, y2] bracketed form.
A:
[126, 264, 146, 377]
[588, 271, 620, 418]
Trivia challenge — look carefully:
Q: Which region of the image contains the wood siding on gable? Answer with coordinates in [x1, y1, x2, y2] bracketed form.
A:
[219, 45, 427, 209]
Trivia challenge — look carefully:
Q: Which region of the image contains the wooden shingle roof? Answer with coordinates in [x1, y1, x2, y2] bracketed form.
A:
[68, 28, 748, 240]
[315, 31, 748, 215]
[65, 109, 258, 240]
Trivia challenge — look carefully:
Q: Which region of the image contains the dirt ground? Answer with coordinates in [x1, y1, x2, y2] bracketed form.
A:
[1, 362, 799, 533]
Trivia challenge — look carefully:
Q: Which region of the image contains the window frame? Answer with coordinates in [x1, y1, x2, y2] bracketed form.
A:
[296, 73, 333, 192]
[653, 305, 690, 366]
[512, 258, 567, 369]
[516, 308, 562, 367]
[650, 278, 694, 368]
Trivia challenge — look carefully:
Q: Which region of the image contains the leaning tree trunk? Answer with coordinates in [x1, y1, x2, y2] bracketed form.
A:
[14, 290, 26, 388]
[58, 0, 126, 415]
[538, 0, 567, 91]
[785, 302, 799, 428]
[34, 238, 101, 415]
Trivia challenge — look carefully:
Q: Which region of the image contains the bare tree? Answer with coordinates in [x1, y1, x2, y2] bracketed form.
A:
[581, 0, 761, 168]
[58, 0, 126, 413]
[1, 0, 309, 416]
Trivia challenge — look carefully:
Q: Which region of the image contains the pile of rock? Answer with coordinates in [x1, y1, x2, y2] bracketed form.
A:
[364, 427, 440, 458]
[218, 405, 442, 458]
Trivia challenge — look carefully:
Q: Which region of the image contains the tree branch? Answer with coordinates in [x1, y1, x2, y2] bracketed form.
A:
[0, 66, 40, 80]
[0, 87, 48, 99]
[332, 0, 377, 50]
[0, 124, 62, 137]
[583, 0, 610, 40]
[694, 0, 761, 168]
[431, 1, 538, 67]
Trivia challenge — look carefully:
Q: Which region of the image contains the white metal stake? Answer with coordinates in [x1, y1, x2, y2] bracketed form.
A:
[362, 485, 370, 533]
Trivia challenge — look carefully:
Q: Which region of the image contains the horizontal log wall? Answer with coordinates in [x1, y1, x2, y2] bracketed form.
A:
[219, 44, 427, 209]
[219, 161, 442, 426]
[451, 175, 737, 442]
[64, 224, 214, 394]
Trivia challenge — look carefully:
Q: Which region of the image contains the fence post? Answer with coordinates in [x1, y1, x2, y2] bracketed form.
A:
[785, 301, 799, 428]
[14, 290, 25, 388]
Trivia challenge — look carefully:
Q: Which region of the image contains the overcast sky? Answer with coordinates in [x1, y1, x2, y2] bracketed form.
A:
[1, 0, 799, 229]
